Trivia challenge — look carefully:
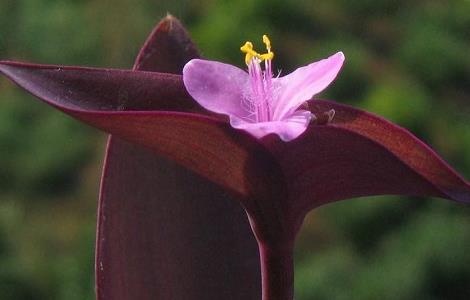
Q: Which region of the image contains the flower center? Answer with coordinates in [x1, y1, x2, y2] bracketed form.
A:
[240, 35, 275, 123]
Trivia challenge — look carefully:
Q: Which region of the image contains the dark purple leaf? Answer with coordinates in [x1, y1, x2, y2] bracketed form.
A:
[0, 61, 191, 112]
[95, 15, 261, 300]
[1, 60, 469, 240]
[264, 100, 470, 220]
[96, 138, 261, 300]
[0, 62, 283, 212]
[133, 15, 200, 73]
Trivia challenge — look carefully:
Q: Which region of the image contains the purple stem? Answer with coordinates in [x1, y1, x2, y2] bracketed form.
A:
[259, 242, 295, 300]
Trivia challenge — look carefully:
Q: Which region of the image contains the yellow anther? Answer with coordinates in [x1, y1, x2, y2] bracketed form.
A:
[262, 34, 271, 52]
[240, 41, 254, 53]
[261, 35, 274, 60]
[240, 41, 259, 65]
[240, 36, 274, 65]
[259, 52, 274, 61]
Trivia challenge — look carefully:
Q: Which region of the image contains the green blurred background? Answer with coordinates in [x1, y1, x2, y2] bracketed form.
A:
[0, 0, 469, 299]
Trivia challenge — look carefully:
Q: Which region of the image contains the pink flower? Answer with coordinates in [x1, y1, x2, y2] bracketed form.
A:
[183, 35, 344, 141]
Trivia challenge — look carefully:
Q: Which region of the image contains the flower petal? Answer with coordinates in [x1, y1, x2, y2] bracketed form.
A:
[230, 110, 312, 142]
[183, 59, 251, 120]
[272, 52, 344, 120]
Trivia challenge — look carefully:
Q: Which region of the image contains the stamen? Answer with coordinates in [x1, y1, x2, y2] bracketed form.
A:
[259, 35, 274, 61]
[240, 42, 258, 65]
[240, 35, 276, 122]
[240, 35, 274, 64]
[263, 35, 271, 52]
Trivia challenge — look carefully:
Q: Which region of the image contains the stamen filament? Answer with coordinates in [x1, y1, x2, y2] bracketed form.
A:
[240, 35, 275, 122]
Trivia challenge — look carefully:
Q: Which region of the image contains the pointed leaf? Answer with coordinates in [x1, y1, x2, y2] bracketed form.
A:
[96, 16, 262, 300]
[0, 60, 283, 210]
[96, 138, 261, 300]
[0, 61, 192, 112]
[134, 15, 200, 73]
[266, 100, 470, 217]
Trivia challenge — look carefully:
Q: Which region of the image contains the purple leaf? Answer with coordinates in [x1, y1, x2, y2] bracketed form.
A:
[95, 15, 261, 300]
[0, 63, 282, 207]
[96, 138, 260, 300]
[0, 61, 192, 112]
[264, 100, 470, 220]
[133, 15, 199, 73]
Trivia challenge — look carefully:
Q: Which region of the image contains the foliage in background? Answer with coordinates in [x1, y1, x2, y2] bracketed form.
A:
[0, 0, 469, 299]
